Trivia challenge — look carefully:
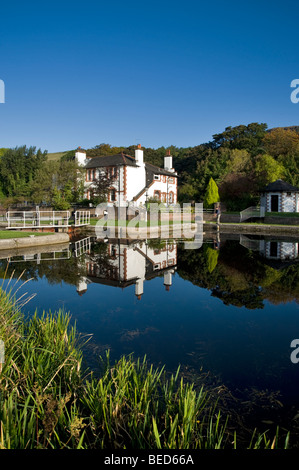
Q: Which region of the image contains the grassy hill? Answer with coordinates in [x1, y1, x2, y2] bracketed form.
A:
[46, 151, 71, 162]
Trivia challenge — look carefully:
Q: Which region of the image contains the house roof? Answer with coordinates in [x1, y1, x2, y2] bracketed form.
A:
[131, 164, 178, 201]
[85, 153, 137, 168]
[145, 163, 178, 182]
[84, 154, 178, 180]
[260, 179, 299, 192]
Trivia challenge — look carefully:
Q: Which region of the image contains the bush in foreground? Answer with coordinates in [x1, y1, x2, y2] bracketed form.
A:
[0, 284, 290, 449]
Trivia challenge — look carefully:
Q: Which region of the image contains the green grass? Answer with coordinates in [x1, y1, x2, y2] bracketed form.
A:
[265, 212, 299, 218]
[0, 231, 54, 239]
[0, 280, 290, 449]
[46, 151, 70, 162]
[89, 217, 195, 227]
[205, 220, 299, 228]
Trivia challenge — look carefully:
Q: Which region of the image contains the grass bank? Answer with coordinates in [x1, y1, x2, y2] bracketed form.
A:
[0, 231, 54, 239]
[89, 218, 195, 227]
[0, 281, 290, 449]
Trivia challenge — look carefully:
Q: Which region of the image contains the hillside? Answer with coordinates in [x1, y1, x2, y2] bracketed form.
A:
[269, 126, 299, 134]
[46, 151, 72, 162]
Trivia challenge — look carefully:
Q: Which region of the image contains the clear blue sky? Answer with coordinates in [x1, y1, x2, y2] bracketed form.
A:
[0, 0, 298, 153]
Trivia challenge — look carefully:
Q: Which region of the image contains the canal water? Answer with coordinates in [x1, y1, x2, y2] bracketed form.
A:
[1, 232, 299, 438]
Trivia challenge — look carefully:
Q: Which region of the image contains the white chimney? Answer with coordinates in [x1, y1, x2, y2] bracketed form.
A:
[135, 278, 144, 299]
[164, 269, 174, 291]
[164, 149, 174, 172]
[135, 144, 144, 166]
[75, 147, 87, 166]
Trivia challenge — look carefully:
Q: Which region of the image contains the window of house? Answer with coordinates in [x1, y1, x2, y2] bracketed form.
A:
[169, 191, 174, 203]
[107, 167, 117, 178]
[154, 190, 160, 200]
[110, 189, 116, 202]
[154, 175, 160, 180]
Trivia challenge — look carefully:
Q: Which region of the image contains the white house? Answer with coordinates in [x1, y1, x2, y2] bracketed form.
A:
[76, 240, 177, 299]
[75, 145, 178, 207]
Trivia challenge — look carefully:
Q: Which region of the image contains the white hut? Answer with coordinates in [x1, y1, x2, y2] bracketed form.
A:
[260, 179, 299, 213]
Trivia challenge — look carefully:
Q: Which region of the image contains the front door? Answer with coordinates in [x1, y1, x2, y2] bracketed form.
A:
[271, 195, 279, 212]
[270, 241, 278, 258]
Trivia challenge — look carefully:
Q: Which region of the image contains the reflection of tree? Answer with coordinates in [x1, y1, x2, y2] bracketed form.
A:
[211, 286, 264, 309]
[85, 242, 118, 280]
[205, 247, 219, 273]
[0, 255, 86, 287]
[177, 241, 299, 309]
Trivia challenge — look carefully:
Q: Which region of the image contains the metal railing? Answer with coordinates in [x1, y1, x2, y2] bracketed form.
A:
[6, 210, 91, 229]
[75, 211, 91, 226]
[7, 249, 71, 263]
[239, 235, 261, 251]
[74, 237, 91, 257]
[240, 206, 265, 222]
[6, 211, 70, 229]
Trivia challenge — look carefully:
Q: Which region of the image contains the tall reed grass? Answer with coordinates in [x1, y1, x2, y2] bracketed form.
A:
[0, 273, 290, 449]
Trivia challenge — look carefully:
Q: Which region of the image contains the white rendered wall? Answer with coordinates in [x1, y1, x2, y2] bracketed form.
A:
[75, 150, 87, 166]
[126, 166, 146, 202]
[136, 178, 177, 205]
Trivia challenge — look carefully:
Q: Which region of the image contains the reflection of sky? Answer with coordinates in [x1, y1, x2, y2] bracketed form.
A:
[7, 261, 299, 406]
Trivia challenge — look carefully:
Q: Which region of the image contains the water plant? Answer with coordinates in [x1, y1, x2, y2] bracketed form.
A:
[0, 274, 290, 449]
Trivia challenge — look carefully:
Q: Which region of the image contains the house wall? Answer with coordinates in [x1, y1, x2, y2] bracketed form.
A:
[82, 161, 177, 206]
[135, 176, 178, 206]
[126, 165, 146, 202]
[263, 192, 298, 213]
[137, 242, 177, 271]
[262, 241, 299, 260]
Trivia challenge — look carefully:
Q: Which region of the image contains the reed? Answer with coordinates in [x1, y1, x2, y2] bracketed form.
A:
[0, 278, 290, 449]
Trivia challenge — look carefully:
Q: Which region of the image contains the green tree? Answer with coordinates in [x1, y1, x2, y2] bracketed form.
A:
[262, 128, 299, 158]
[254, 154, 286, 188]
[212, 122, 268, 154]
[204, 177, 220, 208]
[0, 146, 47, 199]
[30, 160, 85, 206]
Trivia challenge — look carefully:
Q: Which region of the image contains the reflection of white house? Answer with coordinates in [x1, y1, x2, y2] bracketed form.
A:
[240, 235, 299, 263]
[75, 145, 178, 206]
[259, 240, 298, 261]
[260, 180, 299, 213]
[76, 241, 177, 299]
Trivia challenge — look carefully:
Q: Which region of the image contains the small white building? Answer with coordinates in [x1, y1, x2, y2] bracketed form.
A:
[260, 179, 299, 213]
[259, 239, 298, 261]
[75, 145, 178, 207]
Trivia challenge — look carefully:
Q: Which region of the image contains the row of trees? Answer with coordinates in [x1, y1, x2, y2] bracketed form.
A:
[176, 124, 299, 210]
[0, 123, 298, 210]
[0, 147, 85, 209]
[77, 124, 299, 210]
[0, 146, 118, 209]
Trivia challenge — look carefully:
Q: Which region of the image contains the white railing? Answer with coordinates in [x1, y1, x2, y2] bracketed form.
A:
[239, 235, 262, 251]
[74, 237, 91, 257]
[240, 206, 265, 222]
[75, 210, 91, 226]
[6, 211, 70, 229]
[7, 249, 71, 263]
[6, 210, 91, 229]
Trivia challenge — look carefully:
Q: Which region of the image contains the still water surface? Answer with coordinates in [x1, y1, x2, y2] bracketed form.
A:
[2, 233, 299, 429]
